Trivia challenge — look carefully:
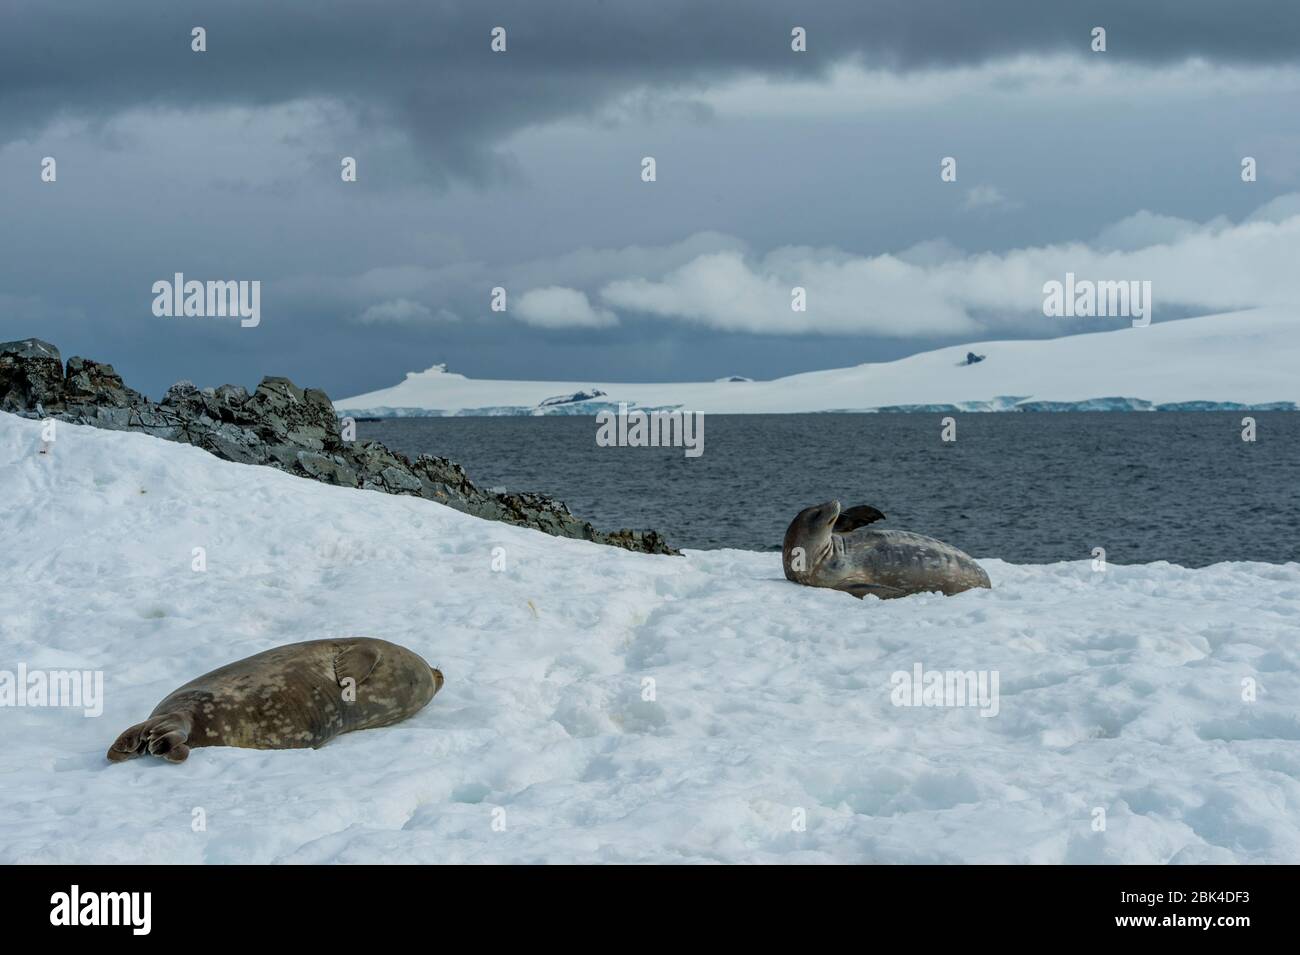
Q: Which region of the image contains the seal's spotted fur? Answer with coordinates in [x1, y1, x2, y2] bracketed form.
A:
[107, 638, 442, 764]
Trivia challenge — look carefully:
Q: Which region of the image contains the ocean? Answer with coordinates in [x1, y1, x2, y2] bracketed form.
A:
[361, 412, 1300, 566]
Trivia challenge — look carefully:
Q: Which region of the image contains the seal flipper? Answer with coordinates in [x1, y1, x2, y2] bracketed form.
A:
[833, 505, 886, 533]
[148, 730, 191, 763]
[107, 712, 191, 763]
[840, 581, 907, 600]
[334, 643, 382, 688]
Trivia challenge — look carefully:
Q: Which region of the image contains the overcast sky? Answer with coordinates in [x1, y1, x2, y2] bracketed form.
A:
[2, 0, 1299, 397]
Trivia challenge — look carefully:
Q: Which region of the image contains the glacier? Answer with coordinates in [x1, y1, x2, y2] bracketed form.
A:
[336, 307, 1300, 417]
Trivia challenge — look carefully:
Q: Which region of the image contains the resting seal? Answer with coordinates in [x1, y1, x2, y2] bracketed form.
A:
[783, 500, 990, 599]
[107, 638, 443, 764]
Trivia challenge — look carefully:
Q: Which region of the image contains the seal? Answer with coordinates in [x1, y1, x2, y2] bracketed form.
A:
[107, 637, 443, 764]
[783, 500, 990, 599]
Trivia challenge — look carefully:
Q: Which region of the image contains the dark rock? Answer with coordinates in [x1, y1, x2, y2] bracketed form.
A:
[380, 465, 423, 493]
[537, 388, 608, 408]
[214, 383, 249, 405]
[75, 405, 136, 431]
[64, 357, 142, 407]
[200, 423, 270, 465]
[245, 377, 342, 451]
[296, 451, 359, 487]
[1, 338, 66, 413]
[162, 380, 200, 404]
[0, 337, 677, 555]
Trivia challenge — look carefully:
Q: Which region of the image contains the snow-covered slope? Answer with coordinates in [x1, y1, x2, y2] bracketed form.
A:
[2, 412, 1299, 863]
[336, 307, 1300, 416]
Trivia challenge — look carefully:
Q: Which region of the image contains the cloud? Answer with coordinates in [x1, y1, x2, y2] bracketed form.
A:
[695, 53, 1300, 118]
[515, 287, 617, 329]
[895, 239, 968, 267]
[279, 196, 1300, 342]
[1092, 210, 1224, 251]
[355, 299, 457, 325]
[274, 233, 745, 329]
[961, 185, 1017, 212]
[5, 1, 1300, 186]
[599, 195, 1300, 336]
[1247, 193, 1300, 224]
[602, 250, 980, 336]
[7, 2, 1296, 396]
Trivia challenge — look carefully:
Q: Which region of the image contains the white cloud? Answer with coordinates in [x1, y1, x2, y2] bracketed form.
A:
[515, 286, 617, 329]
[1247, 192, 1300, 224]
[961, 185, 1017, 212]
[286, 200, 1300, 341]
[602, 249, 978, 337]
[1092, 210, 1212, 251]
[356, 298, 457, 325]
[692, 55, 1300, 118]
[505, 231, 746, 291]
[277, 233, 743, 323]
[599, 195, 1300, 337]
[895, 238, 967, 267]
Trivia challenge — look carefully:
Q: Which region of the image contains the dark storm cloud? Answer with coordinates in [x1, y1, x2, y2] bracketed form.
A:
[2, 0, 1298, 185]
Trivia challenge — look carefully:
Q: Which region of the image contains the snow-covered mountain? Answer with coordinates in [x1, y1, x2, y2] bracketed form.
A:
[335, 307, 1300, 417]
[3, 411, 1299, 862]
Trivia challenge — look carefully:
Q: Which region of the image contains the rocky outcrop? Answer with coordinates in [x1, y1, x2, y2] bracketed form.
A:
[0, 338, 65, 412]
[0, 338, 677, 555]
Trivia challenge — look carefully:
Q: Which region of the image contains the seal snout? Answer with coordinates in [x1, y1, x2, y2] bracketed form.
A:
[430, 667, 445, 694]
[819, 500, 842, 526]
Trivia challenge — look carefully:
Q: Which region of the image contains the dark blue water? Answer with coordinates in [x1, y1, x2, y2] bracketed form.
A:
[361, 413, 1300, 566]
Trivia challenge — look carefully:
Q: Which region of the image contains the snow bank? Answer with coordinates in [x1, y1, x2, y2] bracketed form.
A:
[2, 412, 1298, 863]
[336, 307, 1300, 416]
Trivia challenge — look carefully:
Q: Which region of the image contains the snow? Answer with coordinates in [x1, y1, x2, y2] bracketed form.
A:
[336, 306, 1300, 416]
[2, 411, 1299, 863]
